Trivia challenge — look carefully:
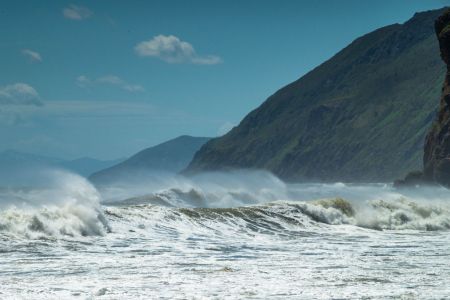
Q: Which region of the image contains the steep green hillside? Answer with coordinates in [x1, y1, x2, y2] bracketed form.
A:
[186, 8, 447, 182]
[90, 135, 210, 184]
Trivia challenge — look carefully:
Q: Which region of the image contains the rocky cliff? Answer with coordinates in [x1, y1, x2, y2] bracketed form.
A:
[185, 8, 447, 182]
[423, 9, 450, 186]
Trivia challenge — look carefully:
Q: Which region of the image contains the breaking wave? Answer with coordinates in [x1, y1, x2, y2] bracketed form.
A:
[101, 171, 450, 232]
[106, 197, 450, 237]
[0, 170, 109, 239]
[303, 197, 450, 230]
[2, 169, 450, 240]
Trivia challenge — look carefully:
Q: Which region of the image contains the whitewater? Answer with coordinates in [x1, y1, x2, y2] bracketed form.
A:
[1, 170, 450, 299]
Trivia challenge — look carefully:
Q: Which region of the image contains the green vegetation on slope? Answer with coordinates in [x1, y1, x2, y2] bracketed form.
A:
[186, 8, 447, 182]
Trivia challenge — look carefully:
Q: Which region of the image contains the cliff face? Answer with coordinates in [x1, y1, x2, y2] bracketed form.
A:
[423, 9, 450, 185]
[185, 8, 447, 182]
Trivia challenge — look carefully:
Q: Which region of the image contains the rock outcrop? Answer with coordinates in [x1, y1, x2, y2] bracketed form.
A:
[423, 9, 450, 186]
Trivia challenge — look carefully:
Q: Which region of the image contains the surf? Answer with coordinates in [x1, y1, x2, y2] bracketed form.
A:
[0, 170, 109, 239]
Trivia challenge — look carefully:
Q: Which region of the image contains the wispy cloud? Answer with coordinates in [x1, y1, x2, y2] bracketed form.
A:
[2, 100, 155, 120]
[0, 83, 42, 126]
[135, 35, 222, 65]
[21, 49, 42, 63]
[0, 99, 155, 126]
[98, 75, 145, 92]
[63, 4, 93, 20]
[43, 100, 154, 117]
[0, 83, 42, 106]
[77, 75, 145, 92]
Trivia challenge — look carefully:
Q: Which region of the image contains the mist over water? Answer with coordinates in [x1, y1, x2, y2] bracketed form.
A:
[0, 170, 109, 239]
[1, 169, 450, 298]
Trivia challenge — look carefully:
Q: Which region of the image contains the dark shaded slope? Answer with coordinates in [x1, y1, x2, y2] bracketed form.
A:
[186, 8, 447, 182]
[90, 135, 210, 184]
[423, 9, 450, 186]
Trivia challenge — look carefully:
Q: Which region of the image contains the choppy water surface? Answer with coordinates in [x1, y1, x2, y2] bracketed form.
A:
[1, 170, 450, 299]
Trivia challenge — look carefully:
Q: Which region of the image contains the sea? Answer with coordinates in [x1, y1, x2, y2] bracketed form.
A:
[1, 169, 450, 299]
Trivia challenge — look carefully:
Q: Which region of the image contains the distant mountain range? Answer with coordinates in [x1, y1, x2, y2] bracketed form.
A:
[185, 8, 447, 182]
[89, 135, 210, 185]
[0, 149, 124, 185]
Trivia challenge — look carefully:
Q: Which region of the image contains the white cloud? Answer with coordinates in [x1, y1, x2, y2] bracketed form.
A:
[135, 35, 222, 65]
[123, 84, 145, 92]
[77, 75, 145, 92]
[63, 4, 93, 20]
[98, 75, 146, 92]
[97, 75, 124, 85]
[21, 49, 42, 63]
[0, 83, 42, 106]
[0, 83, 42, 126]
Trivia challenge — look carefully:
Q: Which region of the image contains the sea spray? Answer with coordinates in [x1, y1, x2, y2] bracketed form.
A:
[99, 170, 288, 207]
[101, 171, 450, 233]
[2, 174, 450, 299]
[0, 169, 109, 238]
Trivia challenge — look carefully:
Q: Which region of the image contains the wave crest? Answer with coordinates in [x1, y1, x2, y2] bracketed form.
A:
[107, 197, 450, 235]
[0, 170, 110, 239]
[0, 203, 109, 239]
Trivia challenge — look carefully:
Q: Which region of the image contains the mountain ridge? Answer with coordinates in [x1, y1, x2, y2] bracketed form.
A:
[185, 8, 447, 182]
[89, 135, 210, 185]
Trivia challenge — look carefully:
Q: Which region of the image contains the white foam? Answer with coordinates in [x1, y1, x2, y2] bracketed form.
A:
[0, 170, 109, 238]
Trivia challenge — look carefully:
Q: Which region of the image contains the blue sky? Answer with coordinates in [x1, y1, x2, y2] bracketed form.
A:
[1, 0, 449, 160]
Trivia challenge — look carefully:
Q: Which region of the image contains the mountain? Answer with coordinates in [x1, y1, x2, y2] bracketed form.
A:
[185, 8, 447, 182]
[60, 157, 125, 177]
[0, 150, 123, 185]
[89, 135, 210, 184]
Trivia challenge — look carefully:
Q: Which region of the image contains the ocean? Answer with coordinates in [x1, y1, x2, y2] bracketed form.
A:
[1, 170, 450, 299]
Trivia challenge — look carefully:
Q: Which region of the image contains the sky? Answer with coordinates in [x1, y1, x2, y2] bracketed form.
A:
[1, 0, 450, 160]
